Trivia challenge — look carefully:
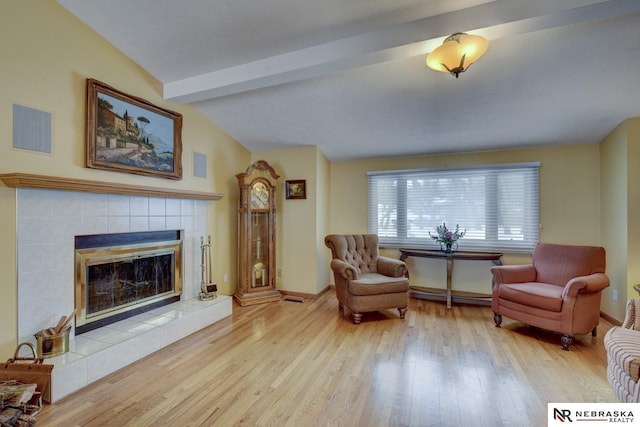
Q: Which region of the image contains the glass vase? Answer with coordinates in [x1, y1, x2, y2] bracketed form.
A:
[440, 242, 457, 253]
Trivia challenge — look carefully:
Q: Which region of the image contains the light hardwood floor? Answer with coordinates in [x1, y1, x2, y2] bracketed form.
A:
[37, 290, 618, 426]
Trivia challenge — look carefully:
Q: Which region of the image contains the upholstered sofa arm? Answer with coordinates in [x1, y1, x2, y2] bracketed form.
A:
[605, 327, 640, 382]
[490, 264, 536, 285]
[330, 259, 359, 280]
[622, 299, 640, 330]
[377, 256, 408, 278]
[562, 273, 610, 298]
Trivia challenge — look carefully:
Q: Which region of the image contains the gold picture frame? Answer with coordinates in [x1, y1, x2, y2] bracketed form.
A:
[86, 78, 183, 180]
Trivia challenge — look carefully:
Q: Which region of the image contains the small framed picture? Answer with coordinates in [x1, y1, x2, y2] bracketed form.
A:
[285, 180, 306, 200]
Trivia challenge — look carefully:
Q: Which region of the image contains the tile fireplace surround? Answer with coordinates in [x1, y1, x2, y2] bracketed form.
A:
[16, 188, 231, 402]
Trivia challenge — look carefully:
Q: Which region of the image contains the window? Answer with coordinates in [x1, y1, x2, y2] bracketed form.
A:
[367, 163, 540, 253]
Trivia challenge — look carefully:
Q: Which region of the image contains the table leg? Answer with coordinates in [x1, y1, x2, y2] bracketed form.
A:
[446, 258, 453, 309]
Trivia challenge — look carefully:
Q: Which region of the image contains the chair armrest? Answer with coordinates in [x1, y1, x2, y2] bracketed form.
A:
[563, 273, 610, 298]
[490, 264, 536, 284]
[605, 327, 640, 382]
[330, 259, 359, 280]
[622, 299, 640, 330]
[377, 256, 408, 278]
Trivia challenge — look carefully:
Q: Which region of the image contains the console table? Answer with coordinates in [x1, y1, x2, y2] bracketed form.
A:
[399, 249, 503, 309]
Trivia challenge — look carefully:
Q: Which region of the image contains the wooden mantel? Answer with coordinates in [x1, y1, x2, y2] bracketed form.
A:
[0, 173, 223, 201]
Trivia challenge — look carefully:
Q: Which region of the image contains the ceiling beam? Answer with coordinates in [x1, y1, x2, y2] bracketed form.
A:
[164, 0, 638, 104]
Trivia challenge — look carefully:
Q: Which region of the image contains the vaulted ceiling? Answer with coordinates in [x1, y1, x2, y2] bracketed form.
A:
[58, 0, 640, 161]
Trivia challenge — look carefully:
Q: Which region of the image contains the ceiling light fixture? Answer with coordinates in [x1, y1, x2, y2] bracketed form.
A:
[426, 32, 488, 78]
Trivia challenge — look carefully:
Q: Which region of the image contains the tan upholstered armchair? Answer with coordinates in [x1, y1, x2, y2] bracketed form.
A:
[605, 299, 640, 402]
[491, 243, 609, 350]
[324, 234, 409, 324]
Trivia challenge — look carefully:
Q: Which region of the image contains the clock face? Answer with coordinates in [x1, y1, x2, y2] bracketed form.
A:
[251, 182, 270, 209]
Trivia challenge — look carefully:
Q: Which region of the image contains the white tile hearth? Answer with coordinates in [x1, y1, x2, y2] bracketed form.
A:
[48, 296, 231, 402]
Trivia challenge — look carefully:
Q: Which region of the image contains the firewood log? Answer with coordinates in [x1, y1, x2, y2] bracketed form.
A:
[0, 381, 36, 406]
[0, 407, 22, 426]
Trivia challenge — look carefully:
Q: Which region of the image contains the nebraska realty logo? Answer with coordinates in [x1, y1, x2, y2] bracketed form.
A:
[548, 403, 640, 425]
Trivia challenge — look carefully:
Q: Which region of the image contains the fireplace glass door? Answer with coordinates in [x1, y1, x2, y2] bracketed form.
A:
[86, 250, 175, 316]
[75, 233, 182, 334]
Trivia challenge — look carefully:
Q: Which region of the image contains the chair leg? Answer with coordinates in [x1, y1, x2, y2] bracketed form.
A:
[352, 312, 363, 324]
[561, 335, 573, 351]
[398, 307, 407, 319]
[338, 302, 344, 314]
[493, 313, 502, 327]
[592, 327, 597, 337]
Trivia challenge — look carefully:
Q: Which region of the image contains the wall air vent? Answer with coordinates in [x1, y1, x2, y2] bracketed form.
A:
[13, 104, 52, 153]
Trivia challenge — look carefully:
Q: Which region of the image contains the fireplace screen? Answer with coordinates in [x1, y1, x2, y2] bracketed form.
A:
[86, 251, 174, 315]
[75, 232, 182, 334]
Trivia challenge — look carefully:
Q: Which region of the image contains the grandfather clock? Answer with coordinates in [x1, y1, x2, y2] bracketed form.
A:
[234, 160, 281, 306]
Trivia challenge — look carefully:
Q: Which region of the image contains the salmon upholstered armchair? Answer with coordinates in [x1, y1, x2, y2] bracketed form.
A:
[324, 234, 409, 324]
[491, 243, 609, 350]
[605, 299, 640, 402]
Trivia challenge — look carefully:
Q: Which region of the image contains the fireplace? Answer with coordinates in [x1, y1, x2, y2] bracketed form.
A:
[74, 230, 182, 334]
[13, 188, 234, 402]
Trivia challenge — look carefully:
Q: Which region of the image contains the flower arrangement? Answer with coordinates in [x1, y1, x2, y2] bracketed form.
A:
[429, 222, 466, 253]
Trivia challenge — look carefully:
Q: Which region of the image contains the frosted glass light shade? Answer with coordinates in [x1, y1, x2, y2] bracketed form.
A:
[426, 33, 488, 78]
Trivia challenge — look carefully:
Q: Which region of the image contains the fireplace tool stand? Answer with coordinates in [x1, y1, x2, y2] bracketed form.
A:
[198, 235, 218, 301]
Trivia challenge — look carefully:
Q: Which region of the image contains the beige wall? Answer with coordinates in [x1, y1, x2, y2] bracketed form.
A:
[0, 1, 250, 358]
[627, 120, 640, 305]
[329, 144, 601, 294]
[0, 189, 17, 360]
[315, 151, 331, 293]
[252, 146, 330, 295]
[600, 122, 629, 320]
[600, 118, 640, 321]
[330, 144, 601, 245]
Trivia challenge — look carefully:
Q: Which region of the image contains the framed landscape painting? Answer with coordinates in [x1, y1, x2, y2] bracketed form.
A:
[86, 78, 183, 180]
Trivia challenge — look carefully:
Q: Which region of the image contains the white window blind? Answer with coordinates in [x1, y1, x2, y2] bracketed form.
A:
[367, 163, 540, 253]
